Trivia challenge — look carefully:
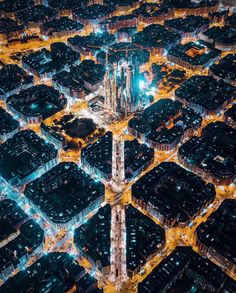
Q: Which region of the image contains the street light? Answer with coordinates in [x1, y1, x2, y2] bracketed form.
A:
[139, 80, 145, 89]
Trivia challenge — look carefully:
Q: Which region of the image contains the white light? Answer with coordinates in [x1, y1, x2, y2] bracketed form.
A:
[139, 80, 145, 89]
[151, 87, 156, 92]
[96, 28, 103, 35]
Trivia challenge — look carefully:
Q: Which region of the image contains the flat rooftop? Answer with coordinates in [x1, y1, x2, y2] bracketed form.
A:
[125, 139, 154, 180]
[178, 122, 236, 184]
[52, 69, 84, 97]
[210, 54, 236, 84]
[41, 17, 84, 35]
[100, 14, 136, 26]
[132, 162, 216, 227]
[196, 199, 236, 268]
[0, 17, 23, 35]
[132, 24, 181, 49]
[47, 0, 84, 11]
[0, 199, 44, 275]
[22, 42, 80, 77]
[0, 64, 33, 99]
[151, 62, 187, 90]
[225, 104, 236, 127]
[126, 205, 165, 273]
[0, 107, 19, 139]
[1, 252, 101, 292]
[0, 130, 57, 186]
[175, 75, 236, 113]
[24, 162, 105, 225]
[7, 84, 67, 121]
[128, 99, 202, 148]
[201, 26, 236, 49]
[74, 204, 111, 270]
[81, 131, 112, 179]
[0, 0, 34, 14]
[16, 5, 57, 26]
[73, 60, 105, 86]
[164, 0, 218, 9]
[165, 15, 209, 33]
[133, 3, 171, 18]
[68, 32, 115, 54]
[138, 246, 236, 293]
[168, 41, 220, 67]
[73, 4, 115, 21]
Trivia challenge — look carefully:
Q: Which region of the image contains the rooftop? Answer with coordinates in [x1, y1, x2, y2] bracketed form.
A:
[168, 41, 220, 68]
[133, 3, 171, 18]
[132, 24, 181, 49]
[100, 14, 136, 26]
[74, 60, 105, 86]
[1, 252, 101, 292]
[0, 199, 44, 275]
[200, 26, 236, 48]
[0, 17, 23, 35]
[225, 104, 236, 127]
[0, 107, 19, 140]
[126, 205, 165, 273]
[210, 54, 236, 84]
[74, 204, 111, 270]
[22, 42, 80, 77]
[151, 62, 187, 90]
[7, 84, 67, 121]
[138, 246, 236, 293]
[164, 0, 219, 9]
[178, 122, 236, 184]
[226, 12, 236, 28]
[73, 4, 115, 21]
[125, 139, 154, 180]
[16, 5, 57, 26]
[132, 162, 216, 227]
[24, 162, 105, 225]
[68, 32, 115, 55]
[41, 17, 84, 35]
[0, 0, 34, 14]
[52, 69, 84, 97]
[128, 99, 202, 148]
[48, 0, 85, 11]
[175, 75, 236, 113]
[165, 15, 209, 34]
[0, 130, 57, 186]
[0, 64, 33, 99]
[196, 199, 236, 267]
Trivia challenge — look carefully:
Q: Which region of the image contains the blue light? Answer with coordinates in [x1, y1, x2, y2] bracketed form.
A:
[139, 80, 145, 89]
[94, 176, 101, 182]
[151, 87, 156, 92]
[31, 104, 37, 109]
[69, 228, 75, 235]
[96, 28, 103, 35]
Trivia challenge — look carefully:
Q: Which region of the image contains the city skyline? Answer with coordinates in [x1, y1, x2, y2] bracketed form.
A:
[0, 0, 235, 292]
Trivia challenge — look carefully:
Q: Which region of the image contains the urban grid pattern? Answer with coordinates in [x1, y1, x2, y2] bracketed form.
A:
[0, 0, 235, 292]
